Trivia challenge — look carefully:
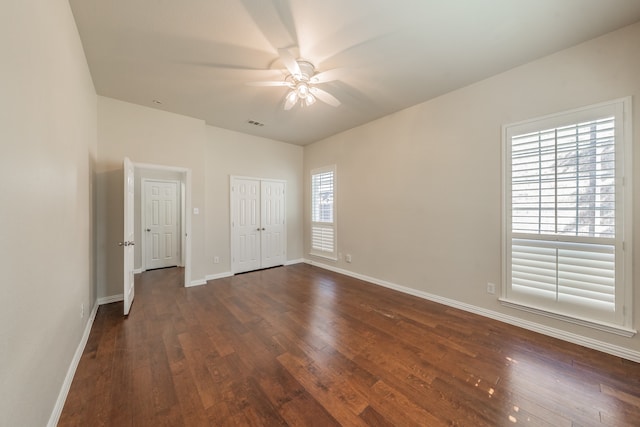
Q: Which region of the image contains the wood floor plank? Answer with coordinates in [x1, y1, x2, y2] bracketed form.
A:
[277, 351, 370, 426]
[59, 264, 640, 426]
[358, 405, 395, 427]
[368, 380, 445, 426]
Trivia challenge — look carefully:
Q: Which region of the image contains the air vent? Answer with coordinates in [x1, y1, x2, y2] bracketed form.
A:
[247, 120, 265, 127]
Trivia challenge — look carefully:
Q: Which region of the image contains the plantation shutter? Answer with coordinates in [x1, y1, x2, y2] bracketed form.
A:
[311, 167, 336, 258]
[503, 98, 633, 332]
[511, 239, 615, 312]
[510, 117, 616, 238]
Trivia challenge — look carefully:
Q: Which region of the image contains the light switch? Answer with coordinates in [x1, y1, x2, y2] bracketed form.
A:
[193, 207, 199, 215]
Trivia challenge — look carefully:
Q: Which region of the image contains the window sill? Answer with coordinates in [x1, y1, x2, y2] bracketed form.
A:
[499, 298, 636, 337]
[309, 252, 338, 262]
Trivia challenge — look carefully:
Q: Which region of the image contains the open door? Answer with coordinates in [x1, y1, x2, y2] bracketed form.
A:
[122, 157, 135, 315]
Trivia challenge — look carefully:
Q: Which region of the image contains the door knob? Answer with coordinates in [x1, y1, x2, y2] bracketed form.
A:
[256, 228, 261, 231]
[146, 228, 151, 232]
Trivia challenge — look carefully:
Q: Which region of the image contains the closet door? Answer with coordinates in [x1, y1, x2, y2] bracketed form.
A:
[231, 178, 261, 273]
[231, 177, 286, 274]
[261, 180, 286, 268]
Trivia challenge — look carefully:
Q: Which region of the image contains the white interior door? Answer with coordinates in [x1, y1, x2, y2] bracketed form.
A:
[232, 178, 261, 273]
[144, 180, 179, 270]
[123, 157, 135, 315]
[261, 180, 286, 268]
[231, 177, 286, 274]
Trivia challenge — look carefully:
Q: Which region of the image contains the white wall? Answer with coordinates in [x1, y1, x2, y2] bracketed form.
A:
[205, 126, 304, 276]
[304, 22, 640, 355]
[96, 97, 304, 295]
[0, 0, 97, 425]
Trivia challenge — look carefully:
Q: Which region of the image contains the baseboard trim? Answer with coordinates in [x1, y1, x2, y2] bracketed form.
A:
[133, 268, 144, 274]
[97, 294, 123, 305]
[285, 258, 304, 266]
[47, 302, 99, 427]
[205, 272, 233, 282]
[303, 259, 640, 363]
[187, 278, 207, 287]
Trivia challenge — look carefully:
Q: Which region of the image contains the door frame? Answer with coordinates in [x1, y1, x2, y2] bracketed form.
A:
[141, 178, 182, 272]
[135, 162, 192, 286]
[230, 175, 287, 274]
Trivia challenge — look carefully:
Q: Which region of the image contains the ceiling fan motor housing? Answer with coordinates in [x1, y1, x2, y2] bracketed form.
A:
[295, 60, 315, 81]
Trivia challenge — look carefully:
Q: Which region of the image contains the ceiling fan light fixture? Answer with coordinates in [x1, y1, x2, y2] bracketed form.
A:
[284, 90, 299, 110]
[286, 90, 298, 103]
[296, 82, 310, 99]
[305, 94, 316, 106]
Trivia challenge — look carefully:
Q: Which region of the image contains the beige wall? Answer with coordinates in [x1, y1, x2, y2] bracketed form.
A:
[205, 126, 304, 276]
[0, 0, 97, 425]
[1, 4, 636, 424]
[96, 97, 304, 296]
[304, 22, 640, 354]
[97, 96, 207, 296]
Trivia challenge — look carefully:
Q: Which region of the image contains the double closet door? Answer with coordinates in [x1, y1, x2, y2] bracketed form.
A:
[231, 177, 286, 274]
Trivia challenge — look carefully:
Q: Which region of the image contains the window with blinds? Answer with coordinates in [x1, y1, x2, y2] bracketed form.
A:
[311, 166, 336, 259]
[503, 98, 633, 333]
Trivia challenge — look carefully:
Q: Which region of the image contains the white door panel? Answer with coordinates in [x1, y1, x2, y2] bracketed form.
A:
[144, 180, 179, 270]
[233, 179, 261, 273]
[261, 180, 286, 268]
[123, 157, 135, 315]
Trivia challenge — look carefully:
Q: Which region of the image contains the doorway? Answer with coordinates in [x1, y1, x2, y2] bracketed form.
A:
[231, 176, 286, 274]
[134, 163, 191, 285]
[122, 160, 192, 316]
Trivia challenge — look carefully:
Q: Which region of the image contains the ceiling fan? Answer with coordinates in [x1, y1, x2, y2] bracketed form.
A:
[248, 48, 342, 110]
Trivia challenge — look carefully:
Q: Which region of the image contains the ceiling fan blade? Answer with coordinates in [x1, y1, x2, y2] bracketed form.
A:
[246, 81, 292, 87]
[310, 87, 341, 107]
[278, 48, 301, 77]
[178, 62, 283, 82]
[240, 0, 298, 52]
[310, 68, 345, 84]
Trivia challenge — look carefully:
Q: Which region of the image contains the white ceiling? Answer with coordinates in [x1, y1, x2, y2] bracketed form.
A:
[69, 0, 640, 145]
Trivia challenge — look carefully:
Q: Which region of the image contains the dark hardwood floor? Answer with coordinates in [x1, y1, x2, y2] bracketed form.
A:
[59, 264, 640, 426]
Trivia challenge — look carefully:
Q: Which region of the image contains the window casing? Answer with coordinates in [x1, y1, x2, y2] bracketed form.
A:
[502, 98, 633, 335]
[310, 165, 337, 259]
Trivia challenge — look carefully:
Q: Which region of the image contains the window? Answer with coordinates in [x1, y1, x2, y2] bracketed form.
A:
[311, 165, 336, 259]
[502, 98, 633, 335]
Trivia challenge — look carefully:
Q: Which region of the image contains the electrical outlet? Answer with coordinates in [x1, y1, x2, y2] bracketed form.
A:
[214, 256, 220, 264]
[487, 282, 496, 295]
[345, 254, 352, 263]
